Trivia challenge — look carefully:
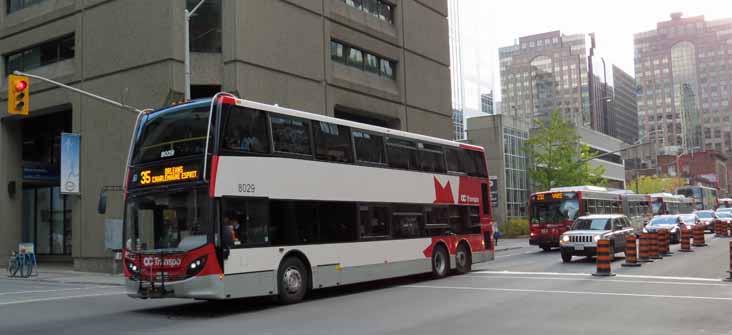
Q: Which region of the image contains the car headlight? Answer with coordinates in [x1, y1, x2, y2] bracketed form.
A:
[561, 235, 570, 243]
[593, 235, 602, 242]
[642, 228, 648, 233]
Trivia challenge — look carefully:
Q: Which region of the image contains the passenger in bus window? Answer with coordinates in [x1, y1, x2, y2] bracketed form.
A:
[223, 210, 241, 248]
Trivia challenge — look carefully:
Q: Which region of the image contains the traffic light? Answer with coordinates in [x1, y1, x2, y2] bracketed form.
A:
[8, 74, 29, 115]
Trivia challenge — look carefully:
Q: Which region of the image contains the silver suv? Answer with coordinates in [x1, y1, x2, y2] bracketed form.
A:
[559, 214, 635, 263]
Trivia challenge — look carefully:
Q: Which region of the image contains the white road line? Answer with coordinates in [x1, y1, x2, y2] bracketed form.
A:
[463, 275, 731, 287]
[0, 291, 125, 306]
[404, 285, 732, 301]
[0, 286, 108, 296]
[472, 270, 723, 282]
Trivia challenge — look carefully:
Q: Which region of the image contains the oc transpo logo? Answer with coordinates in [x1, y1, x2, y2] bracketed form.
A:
[142, 256, 182, 267]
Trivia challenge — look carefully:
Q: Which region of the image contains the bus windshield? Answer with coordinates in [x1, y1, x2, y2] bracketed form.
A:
[132, 104, 211, 164]
[125, 188, 210, 252]
[530, 199, 580, 224]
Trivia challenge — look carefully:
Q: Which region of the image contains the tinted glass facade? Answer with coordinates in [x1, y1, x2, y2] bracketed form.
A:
[634, 13, 732, 154]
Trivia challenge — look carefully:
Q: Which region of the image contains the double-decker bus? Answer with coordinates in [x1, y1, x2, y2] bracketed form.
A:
[528, 186, 622, 250]
[676, 185, 719, 210]
[118, 95, 494, 303]
[649, 193, 682, 215]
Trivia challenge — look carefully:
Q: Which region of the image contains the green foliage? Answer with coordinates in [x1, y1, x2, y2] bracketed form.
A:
[629, 175, 684, 194]
[500, 217, 529, 238]
[523, 111, 606, 192]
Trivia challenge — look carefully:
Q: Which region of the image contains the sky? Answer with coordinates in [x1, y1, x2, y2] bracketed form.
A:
[458, 0, 732, 103]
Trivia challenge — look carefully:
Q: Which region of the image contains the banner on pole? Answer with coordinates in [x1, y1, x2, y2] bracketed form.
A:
[60, 133, 80, 194]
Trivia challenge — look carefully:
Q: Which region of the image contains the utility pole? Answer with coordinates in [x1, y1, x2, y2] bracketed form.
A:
[184, 0, 206, 101]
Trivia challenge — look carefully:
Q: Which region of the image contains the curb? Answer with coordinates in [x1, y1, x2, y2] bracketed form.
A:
[495, 246, 523, 252]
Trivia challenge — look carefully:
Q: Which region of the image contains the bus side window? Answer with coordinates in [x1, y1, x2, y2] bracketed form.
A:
[271, 114, 312, 156]
[221, 198, 269, 248]
[221, 106, 270, 153]
[314, 121, 353, 163]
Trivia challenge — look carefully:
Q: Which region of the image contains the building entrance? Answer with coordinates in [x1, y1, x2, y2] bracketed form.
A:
[20, 110, 72, 256]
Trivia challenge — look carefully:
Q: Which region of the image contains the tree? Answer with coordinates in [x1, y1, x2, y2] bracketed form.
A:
[630, 175, 684, 194]
[523, 111, 606, 191]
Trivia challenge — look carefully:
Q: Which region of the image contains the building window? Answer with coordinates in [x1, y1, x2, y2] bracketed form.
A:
[5, 34, 74, 74]
[187, 0, 222, 52]
[331, 40, 397, 80]
[6, 0, 45, 13]
[343, 0, 394, 24]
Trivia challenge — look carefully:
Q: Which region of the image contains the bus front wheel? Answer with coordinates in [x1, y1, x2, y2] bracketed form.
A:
[277, 257, 309, 304]
[431, 245, 450, 278]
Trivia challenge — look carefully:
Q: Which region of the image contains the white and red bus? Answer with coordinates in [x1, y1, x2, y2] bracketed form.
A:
[119, 95, 494, 303]
[528, 186, 622, 250]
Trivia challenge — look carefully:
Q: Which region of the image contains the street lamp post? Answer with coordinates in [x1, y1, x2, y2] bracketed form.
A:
[184, 0, 206, 101]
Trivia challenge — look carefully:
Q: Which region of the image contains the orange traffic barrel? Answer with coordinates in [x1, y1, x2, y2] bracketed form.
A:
[593, 239, 615, 276]
[621, 234, 641, 267]
[679, 227, 693, 252]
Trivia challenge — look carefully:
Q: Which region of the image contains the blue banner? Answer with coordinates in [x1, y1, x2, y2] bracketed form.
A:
[60, 133, 80, 194]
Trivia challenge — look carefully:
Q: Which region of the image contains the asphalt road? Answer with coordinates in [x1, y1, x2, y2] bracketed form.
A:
[2, 234, 731, 335]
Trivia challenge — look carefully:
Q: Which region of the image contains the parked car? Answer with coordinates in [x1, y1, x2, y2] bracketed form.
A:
[559, 214, 635, 263]
[642, 215, 687, 243]
[693, 210, 718, 232]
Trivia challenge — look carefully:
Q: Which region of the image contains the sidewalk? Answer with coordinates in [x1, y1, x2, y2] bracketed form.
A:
[495, 237, 529, 252]
[5, 263, 123, 286]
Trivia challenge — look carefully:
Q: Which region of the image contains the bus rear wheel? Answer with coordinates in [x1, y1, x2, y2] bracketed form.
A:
[431, 245, 450, 278]
[277, 257, 309, 304]
[454, 243, 471, 274]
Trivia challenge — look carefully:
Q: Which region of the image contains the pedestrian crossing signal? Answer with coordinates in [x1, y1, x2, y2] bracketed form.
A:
[8, 74, 29, 115]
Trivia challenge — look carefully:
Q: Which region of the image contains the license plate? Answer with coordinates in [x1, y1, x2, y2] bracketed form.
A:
[575, 245, 584, 250]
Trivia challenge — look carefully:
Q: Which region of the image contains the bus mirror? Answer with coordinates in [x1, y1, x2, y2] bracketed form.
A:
[97, 191, 108, 215]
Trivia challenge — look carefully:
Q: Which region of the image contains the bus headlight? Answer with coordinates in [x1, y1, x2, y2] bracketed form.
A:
[187, 256, 208, 276]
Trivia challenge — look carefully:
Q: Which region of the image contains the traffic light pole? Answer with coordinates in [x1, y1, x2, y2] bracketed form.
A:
[12, 71, 144, 114]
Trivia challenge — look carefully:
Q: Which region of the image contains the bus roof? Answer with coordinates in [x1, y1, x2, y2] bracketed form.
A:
[548, 185, 608, 192]
[222, 96, 482, 151]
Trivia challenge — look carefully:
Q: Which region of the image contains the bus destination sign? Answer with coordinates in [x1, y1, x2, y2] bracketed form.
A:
[129, 163, 201, 188]
[533, 192, 575, 201]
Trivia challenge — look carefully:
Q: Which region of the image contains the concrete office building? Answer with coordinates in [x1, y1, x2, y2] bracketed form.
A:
[0, 0, 452, 271]
[467, 114, 626, 224]
[499, 31, 637, 144]
[466, 114, 530, 225]
[634, 13, 732, 154]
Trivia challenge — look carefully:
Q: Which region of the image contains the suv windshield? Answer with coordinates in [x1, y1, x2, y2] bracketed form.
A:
[572, 218, 610, 230]
[649, 216, 678, 225]
[132, 104, 211, 164]
[530, 199, 580, 224]
[125, 188, 210, 252]
[695, 211, 714, 219]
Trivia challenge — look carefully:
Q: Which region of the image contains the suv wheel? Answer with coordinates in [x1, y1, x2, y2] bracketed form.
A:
[561, 251, 572, 263]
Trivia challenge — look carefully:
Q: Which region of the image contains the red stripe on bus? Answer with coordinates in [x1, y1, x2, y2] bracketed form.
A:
[219, 96, 236, 105]
[459, 143, 484, 151]
[209, 155, 220, 198]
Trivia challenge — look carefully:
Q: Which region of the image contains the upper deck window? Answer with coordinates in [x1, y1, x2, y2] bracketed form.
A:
[132, 105, 210, 164]
[221, 105, 270, 154]
[271, 114, 312, 156]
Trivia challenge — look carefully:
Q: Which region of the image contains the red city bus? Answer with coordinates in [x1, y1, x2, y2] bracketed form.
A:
[119, 95, 494, 303]
[528, 186, 622, 250]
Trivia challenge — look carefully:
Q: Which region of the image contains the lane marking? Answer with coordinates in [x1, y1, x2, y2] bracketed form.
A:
[0, 286, 110, 296]
[463, 275, 731, 287]
[472, 270, 722, 282]
[0, 291, 126, 306]
[404, 285, 732, 301]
